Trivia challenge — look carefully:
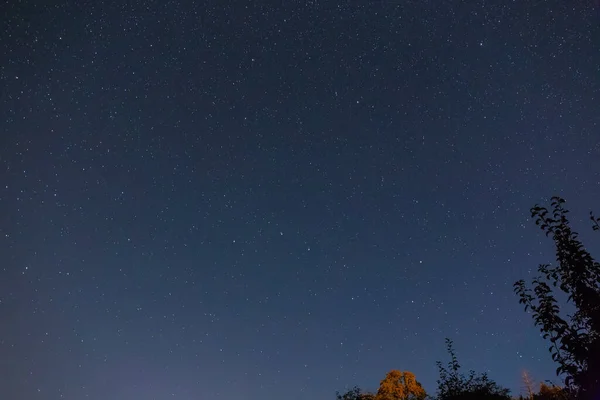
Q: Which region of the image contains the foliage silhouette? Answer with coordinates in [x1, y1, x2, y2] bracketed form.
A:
[435, 338, 511, 400]
[514, 197, 600, 399]
[336, 386, 375, 400]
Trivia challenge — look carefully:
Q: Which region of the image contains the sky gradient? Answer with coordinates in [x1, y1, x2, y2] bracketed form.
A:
[2, 1, 600, 399]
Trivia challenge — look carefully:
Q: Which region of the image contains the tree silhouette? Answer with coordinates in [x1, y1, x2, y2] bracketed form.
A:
[375, 370, 426, 400]
[435, 338, 510, 400]
[336, 386, 375, 400]
[514, 197, 600, 399]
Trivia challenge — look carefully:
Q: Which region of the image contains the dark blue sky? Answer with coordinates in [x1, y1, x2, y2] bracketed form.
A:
[2, 1, 599, 399]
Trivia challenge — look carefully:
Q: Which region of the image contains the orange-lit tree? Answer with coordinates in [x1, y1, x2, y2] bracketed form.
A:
[336, 370, 426, 400]
[375, 370, 426, 400]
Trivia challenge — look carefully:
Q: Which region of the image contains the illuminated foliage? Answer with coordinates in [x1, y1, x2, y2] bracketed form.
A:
[375, 370, 426, 400]
[536, 383, 569, 400]
[517, 382, 569, 400]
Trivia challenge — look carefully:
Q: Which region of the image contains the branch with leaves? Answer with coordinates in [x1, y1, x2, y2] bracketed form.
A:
[514, 196, 600, 399]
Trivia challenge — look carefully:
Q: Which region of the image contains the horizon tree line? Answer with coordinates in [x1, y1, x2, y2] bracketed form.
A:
[337, 197, 599, 400]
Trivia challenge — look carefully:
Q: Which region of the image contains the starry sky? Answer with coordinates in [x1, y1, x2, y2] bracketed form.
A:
[1, 1, 600, 399]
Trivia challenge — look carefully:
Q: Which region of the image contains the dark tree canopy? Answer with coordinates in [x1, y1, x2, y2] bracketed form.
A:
[336, 386, 375, 400]
[514, 197, 600, 399]
[435, 338, 511, 400]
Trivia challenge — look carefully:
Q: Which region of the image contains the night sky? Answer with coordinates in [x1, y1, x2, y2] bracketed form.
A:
[2, 1, 600, 399]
